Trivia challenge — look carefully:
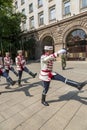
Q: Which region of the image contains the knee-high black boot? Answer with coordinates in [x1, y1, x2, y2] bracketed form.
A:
[65, 79, 87, 90]
[41, 94, 49, 106]
[7, 77, 16, 86]
[18, 79, 22, 87]
[28, 71, 37, 78]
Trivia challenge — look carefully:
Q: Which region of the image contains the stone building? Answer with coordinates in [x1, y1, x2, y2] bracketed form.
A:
[14, 0, 87, 60]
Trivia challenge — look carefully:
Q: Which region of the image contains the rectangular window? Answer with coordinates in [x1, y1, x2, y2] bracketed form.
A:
[64, 1, 70, 15]
[49, 6, 56, 21]
[22, 8, 25, 15]
[38, 0, 43, 7]
[22, 21, 26, 31]
[29, 16, 34, 29]
[82, 0, 87, 8]
[29, 3, 33, 13]
[15, 1, 18, 9]
[38, 12, 44, 26]
[21, 0, 25, 5]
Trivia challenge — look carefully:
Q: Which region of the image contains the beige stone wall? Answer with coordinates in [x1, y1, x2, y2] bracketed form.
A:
[22, 11, 87, 60]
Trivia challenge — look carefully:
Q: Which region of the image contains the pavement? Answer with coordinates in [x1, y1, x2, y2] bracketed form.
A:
[0, 61, 87, 130]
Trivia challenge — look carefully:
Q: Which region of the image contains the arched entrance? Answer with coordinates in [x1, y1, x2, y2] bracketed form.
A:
[41, 36, 54, 53]
[66, 29, 87, 61]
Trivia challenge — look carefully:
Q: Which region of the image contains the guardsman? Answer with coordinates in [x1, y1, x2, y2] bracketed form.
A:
[39, 45, 87, 106]
[0, 53, 16, 94]
[4, 52, 18, 76]
[61, 53, 66, 70]
[15, 50, 37, 87]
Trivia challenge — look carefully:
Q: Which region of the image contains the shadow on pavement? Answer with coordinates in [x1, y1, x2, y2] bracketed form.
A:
[47, 90, 87, 105]
[1, 80, 42, 97]
[65, 67, 74, 70]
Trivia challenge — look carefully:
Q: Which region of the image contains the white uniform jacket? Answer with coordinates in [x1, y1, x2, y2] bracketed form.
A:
[15, 55, 26, 71]
[4, 56, 13, 70]
[39, 52, 58, 81]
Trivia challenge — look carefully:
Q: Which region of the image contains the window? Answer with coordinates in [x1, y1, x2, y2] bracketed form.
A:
[21, 0, 25, 5]
[29, 3, 33, 13]
[81, 0, 87, 8]
[38, 0, 43, 7]
[38, 12, 44, 26]
[49, 6, 56, 21]
[63, 1, 70, 15]
[22, 21, 26, 31]
[29, 16, 34, 29]
[15, 1, 18, 9]
[22, 8, 25, 15]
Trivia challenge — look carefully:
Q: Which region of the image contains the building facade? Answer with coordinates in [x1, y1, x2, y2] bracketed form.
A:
[14, 0, 87, 60]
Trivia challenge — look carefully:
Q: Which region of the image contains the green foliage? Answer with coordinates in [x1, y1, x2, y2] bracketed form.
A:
[0, 0, 26, 59]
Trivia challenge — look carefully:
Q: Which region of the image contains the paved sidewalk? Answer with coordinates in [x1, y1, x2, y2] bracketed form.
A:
[0, 61, 87, 130]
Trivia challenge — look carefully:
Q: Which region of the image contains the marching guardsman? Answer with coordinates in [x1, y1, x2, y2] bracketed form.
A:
[15, 50, 37, 87]
[4, 52, 18, 76]
[39, 45, 87, 106]
[61, 53, 66, 70]
[0, 53, 16, 94]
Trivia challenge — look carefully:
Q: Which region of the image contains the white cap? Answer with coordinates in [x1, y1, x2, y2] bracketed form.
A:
[44, 46, 53, 50]
[6, 52, 10, 55]
[17, 50, 22, 53]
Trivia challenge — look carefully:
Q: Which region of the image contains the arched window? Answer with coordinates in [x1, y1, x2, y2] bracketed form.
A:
[66, 29, 86, 47]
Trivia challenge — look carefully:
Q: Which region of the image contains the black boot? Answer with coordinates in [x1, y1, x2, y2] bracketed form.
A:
[66, 79, 87, 90]
[29, 71, 37, 78]
[78, 81, 87, 90]
[7, 77, 16, 86]
[18, 80, 22, 87]
[0, 92, 1, 95]
[41, 94, 49, 106]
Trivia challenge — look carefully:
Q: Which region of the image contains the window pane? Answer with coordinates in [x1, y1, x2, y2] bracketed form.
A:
[21, 0, 25, 4]
[29, 3, 33, 13]
[82, 0, 87, 7]
[30, 17, 34, 28]
[22, 8, 25, 15]
[38, 12, 44, 25]
[49, 7, 55, 20]
[64, 1, 70, 15]
[38, 0, 43, 6]
[15, 1, 18, 9]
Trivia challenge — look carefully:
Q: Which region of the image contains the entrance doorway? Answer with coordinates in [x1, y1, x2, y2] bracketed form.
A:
[66, 29, 87, 61]
[41, 36, 54, 54]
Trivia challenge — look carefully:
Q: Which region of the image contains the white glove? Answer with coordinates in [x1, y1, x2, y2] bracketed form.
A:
[57, 49, 66, 54]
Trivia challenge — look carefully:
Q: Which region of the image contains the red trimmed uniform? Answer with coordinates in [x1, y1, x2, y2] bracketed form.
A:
[39, 52, 57, 81]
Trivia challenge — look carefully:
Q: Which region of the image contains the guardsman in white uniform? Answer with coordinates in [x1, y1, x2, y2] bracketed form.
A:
[39, 46, 87, 106]
[15, 50, 37, 87]
[0, 54, 16, 93]
[4, 52, 18, 76]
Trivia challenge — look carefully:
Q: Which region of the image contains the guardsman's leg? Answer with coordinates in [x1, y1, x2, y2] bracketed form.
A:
[41, 81, 50, 106]
[23, 66, 37, 78]
[52, 73, 87, 90]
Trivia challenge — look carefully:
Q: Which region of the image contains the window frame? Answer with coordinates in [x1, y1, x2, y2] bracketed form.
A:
[38, 11, 44, 26]
[38, 0, 43, 8]
[29, 16, 34, 29]
[49, 5, 56, 21]
[63, 0, 71, 16]
[29, 3, 33, 13]
[15, 1, 18, 9]
[81, 0, 87, 8]
[21, 0, 25, 5]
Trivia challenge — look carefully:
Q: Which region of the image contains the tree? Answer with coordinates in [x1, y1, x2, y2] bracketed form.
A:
[0, 0, 26, 60]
